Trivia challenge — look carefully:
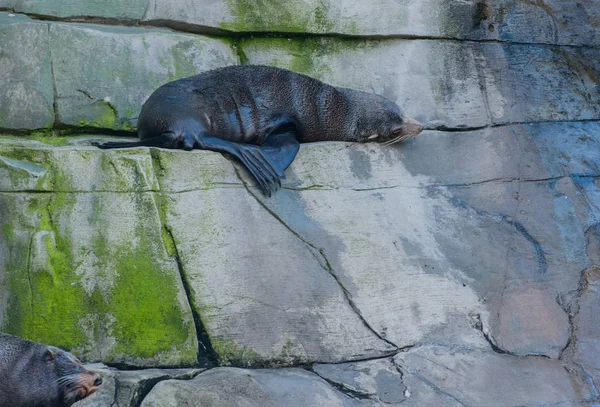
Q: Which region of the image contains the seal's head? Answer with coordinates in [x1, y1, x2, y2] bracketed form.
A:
[49, 346, 103, 406]
[0, 332, 103, 407]
[353, 92, 423, 145]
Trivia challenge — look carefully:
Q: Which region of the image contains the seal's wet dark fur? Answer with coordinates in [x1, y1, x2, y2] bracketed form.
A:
[94, 65, 423, 196]
[0, 333, 102, 407]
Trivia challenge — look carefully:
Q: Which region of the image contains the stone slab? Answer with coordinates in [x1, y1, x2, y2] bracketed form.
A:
[160, 166, 394, 365]
[0, 12, 54, 129]
[49, 22, 238, 130]
[570, 265, 600, 390]
[140, 367, 376, 407]
[395, 346, 598, 407]
[0, 189, 197, 367]
[0, 145, 158, 192]
[12, 0, 146, 20]
[313, 358, 406, 404]
[7, 0, 598, 46]
[74, 364, 204, 407]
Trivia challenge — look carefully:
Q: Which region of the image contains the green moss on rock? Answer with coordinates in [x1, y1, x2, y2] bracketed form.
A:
[221, 0, 335, 33]
[1, 188, 196, 365]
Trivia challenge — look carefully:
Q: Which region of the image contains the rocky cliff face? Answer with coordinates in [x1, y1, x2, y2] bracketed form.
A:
[0, 1, 598, 405]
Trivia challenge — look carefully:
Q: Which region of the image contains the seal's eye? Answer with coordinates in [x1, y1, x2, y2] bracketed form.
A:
[44, 349, 57, 361]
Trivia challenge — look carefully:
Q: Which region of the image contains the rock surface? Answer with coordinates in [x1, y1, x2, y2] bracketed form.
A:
[0, 13, 53, 130]
[139, 367, 375, 407]
[2, 0, 599, 45]
[1, 1, 600, 405]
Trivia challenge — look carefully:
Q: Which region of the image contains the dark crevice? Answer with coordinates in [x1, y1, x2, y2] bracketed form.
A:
[469, 313, 514, 355]
[47, 24, 60, 127]
[232, 163, 400, 351]
[163, 224, 219, 368]
[502, 216, 548, 275]
[449, 196, 548, 276]
[6, 11, 600, 49]
[149, 149, 219, 369]
[309, 368, 375, 401]
[425, 118, 600, 133]
[0, 126, 137, 138]
[25, 233, 35, 329]
[307, 345, 413, 368]
[132, 369, 204, 407]
[436, 174, 600, 188]
[2, 119, 599, 139]
[393, 361, 470, 407]
[0, 189, 158, 194]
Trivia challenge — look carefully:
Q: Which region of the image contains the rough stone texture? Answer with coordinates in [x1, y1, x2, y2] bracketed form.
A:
[571, 266, 600, 390]
[2, 13, 599, 132]
[1, 0, 600, 404]
[73, 364, 203, 407]
[395, 345, 598, 407]
[157, 149, 396, 366]
[140, 367, 375, 407]
[0, 13, 53, 130]
[10, 0, 147, 20]
[49, 22, 238, 130]
[2, 0, 598, 45]
[0, 145, 198, 366]
[241, 38, 600, 129]
[313, 358, 406, 404]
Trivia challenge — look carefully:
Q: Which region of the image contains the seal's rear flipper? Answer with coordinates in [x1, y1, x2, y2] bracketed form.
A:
[193, 133, 298, 197]
[260, 131, 300, 175]
[234, 132, 299, 196]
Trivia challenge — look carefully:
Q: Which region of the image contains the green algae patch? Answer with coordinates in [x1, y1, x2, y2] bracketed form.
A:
[221, 0, 336, 33]
[0, 189, 197, 366]
[2, 193, 88, 350]
[210, 337, 263, 367]
[240, 36, 378, 81]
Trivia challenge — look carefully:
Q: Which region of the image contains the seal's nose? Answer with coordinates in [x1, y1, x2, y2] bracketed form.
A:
[405, 117, 423, 137]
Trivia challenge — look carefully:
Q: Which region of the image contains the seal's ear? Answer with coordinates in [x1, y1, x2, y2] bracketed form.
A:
[44, 348, 57, 361]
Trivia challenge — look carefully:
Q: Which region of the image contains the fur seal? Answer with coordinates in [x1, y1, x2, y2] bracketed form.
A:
[0, 333, 102, 407]
[93, 65, 423, 196]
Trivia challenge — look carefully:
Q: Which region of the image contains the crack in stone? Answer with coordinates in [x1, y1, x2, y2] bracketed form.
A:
[47, 24, 60, 127]
[309, 368, 376, 401]
[449, 196, 548, 278]
[469, 313, 514, 355]
[3, 172, 597, 195]
[392, 359, 470, 407]
[25, 232, 35, 332]
[149, 153, 219, 368]
[131, 369, 204, 407]
[231, 163, 400, 351]
[0, 189, 159, 194]
[6, 11, 600, 49]
[426, 118, 600, 133]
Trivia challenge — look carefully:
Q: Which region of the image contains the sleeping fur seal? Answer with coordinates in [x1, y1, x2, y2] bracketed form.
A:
[0, 333, 102, 407]
[93, 65, 423, 196]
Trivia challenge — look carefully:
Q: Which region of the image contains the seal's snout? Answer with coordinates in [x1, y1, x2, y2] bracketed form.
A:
[405, 117, 423, 138]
